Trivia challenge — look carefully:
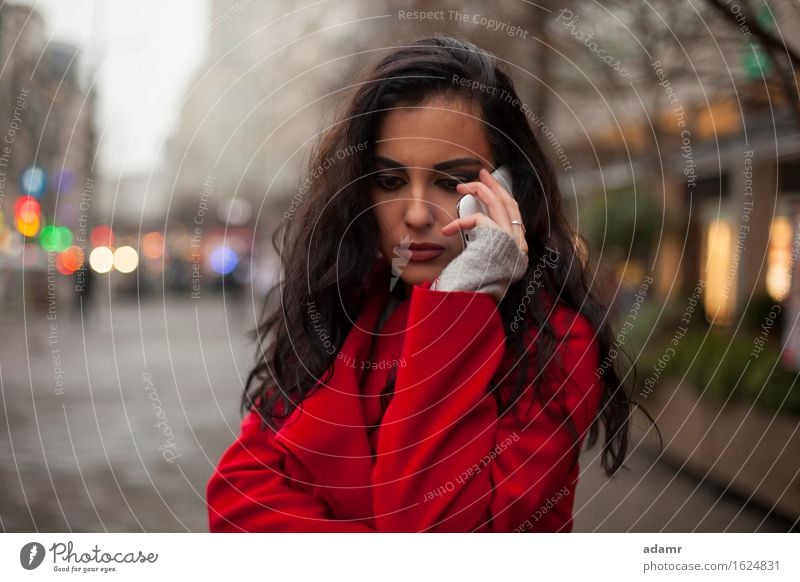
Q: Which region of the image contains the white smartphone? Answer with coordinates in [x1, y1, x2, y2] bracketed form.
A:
[456, 165, 514, 242]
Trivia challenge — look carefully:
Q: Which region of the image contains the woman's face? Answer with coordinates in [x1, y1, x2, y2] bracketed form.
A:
[369, 94, 495, 292]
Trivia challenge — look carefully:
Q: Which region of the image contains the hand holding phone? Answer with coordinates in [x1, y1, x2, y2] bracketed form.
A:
[456, 165, 514, 242]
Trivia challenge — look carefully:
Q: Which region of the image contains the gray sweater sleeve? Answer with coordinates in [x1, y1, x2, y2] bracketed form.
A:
[431, 223, 529, 300]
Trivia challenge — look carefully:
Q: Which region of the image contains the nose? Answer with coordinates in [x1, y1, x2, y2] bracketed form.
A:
[403, 185, 435, 230]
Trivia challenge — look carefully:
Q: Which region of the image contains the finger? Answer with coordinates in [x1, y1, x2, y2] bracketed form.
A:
[444, 215, 528, 257]
[480, 167, 515, 205]
[480, 167, 525, 230]
[505, 222, 527, 253]
[452, 183, 529, 255]
[441, 213, 491, 235]
[517, 229, 528, 254]
[455, 181, 512, 232]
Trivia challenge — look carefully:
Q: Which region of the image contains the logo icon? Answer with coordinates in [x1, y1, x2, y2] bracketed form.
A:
[390, 233, 412, 291]
[20, 542, 45, 570]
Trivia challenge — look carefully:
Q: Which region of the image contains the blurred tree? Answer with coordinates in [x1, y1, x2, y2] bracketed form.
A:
[705, 0, 800, 127]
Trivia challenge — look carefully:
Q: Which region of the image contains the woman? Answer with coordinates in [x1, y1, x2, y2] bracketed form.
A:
[206, 34, 635, 532]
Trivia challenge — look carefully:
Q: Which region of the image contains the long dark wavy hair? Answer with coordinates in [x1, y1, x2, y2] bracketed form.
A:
[243, 34, 652, 477]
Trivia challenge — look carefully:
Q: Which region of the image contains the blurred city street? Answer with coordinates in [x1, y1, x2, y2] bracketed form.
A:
[0, 292, 793, 532]
[0, 291, 254, 532]
[1, 0, 799, 538]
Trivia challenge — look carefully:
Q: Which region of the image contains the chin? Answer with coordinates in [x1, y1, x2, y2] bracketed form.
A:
[397, 261, 444, 286]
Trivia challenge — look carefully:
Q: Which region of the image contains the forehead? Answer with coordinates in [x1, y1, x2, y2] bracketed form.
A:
[374, 95, 492, 164]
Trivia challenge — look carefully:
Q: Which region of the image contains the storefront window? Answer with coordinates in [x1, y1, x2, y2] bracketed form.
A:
[766, 216, 793, 302]
[703, 218, 735, 325]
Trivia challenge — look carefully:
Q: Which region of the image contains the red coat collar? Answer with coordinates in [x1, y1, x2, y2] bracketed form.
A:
[273, 255, 420, 518]
[270, 255, 546, 521]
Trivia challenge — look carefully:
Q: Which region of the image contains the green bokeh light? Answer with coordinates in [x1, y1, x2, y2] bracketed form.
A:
[40, 225, 72, 252]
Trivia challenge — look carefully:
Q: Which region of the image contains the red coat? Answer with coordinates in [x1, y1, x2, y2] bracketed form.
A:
[206, 255, 603, 532]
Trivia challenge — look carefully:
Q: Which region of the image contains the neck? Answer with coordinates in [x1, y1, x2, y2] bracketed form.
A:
[377, 288, 402, 333]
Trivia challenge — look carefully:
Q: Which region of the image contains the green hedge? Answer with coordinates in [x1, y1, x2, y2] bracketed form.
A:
[631, 295, 800, 417]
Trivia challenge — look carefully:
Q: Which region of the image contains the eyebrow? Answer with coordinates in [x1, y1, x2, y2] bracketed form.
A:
[373, 156, 483, 172]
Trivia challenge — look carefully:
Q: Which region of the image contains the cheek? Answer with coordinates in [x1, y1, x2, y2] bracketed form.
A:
[371, 203, 397, 247]
[423, 189, 459, 220]
[442, 197, 460, 222]
[372, 198, 403, 228]
[371, 205, 390, 232]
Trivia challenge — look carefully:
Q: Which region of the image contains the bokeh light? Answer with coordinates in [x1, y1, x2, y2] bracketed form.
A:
[0, 230, 23, 257]
[89, 246, 114, 273]
[53, 168, 75, 194]
[217, 198, 252, 226]
[14, 196, 41, 223]
[39, 225, 72, 252]
[19, 166, 47, 197]
[15, 214, 40, 237]
[91, 225, 114, 247]
[57, 246, 84, 275]
[141, 232, 165, 259]
[113, 245, 139, 273]
[209, 245, 237, 275]
[171, 234, 194, 261]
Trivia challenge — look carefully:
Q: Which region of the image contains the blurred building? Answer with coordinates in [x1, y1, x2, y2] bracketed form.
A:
[545, 0, 800, 328]
[165, 0, 376, 226]
[0, 2, 97, 316]
[0, 3, 47, 198]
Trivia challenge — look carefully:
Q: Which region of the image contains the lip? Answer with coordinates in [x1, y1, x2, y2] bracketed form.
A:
[408, 242, 445, 251]
[394, 241, 445, 262]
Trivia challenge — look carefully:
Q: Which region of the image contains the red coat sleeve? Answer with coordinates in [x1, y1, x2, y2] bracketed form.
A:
[206, 410, 375, 532]
[371, 286, 602, 532]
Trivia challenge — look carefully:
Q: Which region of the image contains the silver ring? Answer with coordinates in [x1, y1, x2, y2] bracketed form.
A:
[510, 220, 525, 231]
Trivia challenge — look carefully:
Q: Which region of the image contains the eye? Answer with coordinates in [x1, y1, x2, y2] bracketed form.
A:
[438, 175, 476, 192]
[373, 174, 405, 191]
